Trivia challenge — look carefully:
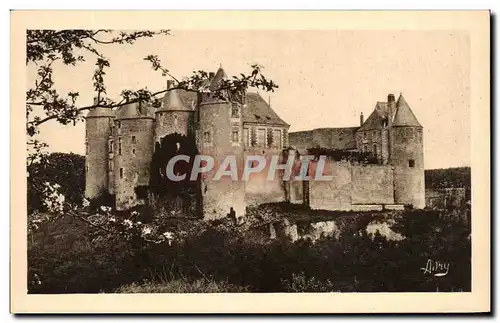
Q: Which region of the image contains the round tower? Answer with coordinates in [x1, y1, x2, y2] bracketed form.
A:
[84, 103, 115, 200]
[155, 80, 194, 143]
[389, 94, 425, 209]
[113, 101, 155, 210]
[197, 66, 246, 220]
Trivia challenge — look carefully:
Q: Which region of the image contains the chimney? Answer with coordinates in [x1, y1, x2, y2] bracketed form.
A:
[167, 80, 175, 90]
[387, 93, 396, 125]
[360, 112, 364, 126]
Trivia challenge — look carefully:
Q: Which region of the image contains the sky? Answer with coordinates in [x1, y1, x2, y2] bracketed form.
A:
[30, 30, 471, 170]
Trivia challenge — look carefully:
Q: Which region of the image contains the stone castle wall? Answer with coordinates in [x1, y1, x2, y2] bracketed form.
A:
[85, 116, 113, 199]
[113, 118, 155, 210]
[307, 159, 396, 211]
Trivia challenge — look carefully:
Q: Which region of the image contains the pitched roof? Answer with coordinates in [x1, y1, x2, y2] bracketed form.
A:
[243, 92, 289, 126]
[393, 94, 422, 127]
[358, 102, 387, 131]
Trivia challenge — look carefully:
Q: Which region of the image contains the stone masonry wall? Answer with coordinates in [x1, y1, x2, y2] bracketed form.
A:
[351, 164, 394, 204]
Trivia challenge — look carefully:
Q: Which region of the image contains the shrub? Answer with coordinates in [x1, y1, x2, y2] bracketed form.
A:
[27, 152, 85, 213]
[28, 207, 470, 293]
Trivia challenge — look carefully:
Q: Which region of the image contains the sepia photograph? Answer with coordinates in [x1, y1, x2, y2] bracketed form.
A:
[11, 10, 490, 313]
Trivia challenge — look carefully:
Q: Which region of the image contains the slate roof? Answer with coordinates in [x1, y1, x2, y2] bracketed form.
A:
[115, 102, 155, 120]
[85, 107, 115, 119]
[358, 94, 421, 131]
[393, 94, 422, 127]
[209, 66, 228, 91]
[243, 92, 289, 126]
[358, 102, 389, 132]
[158, 88, 193, 112]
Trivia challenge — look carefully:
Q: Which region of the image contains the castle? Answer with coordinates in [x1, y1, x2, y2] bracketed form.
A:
[85, 66, 290, 218]
[85, 65, 424, 219]
[288, 93, 425, 210]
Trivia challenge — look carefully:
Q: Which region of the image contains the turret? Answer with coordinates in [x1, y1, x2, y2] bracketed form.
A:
[390, 94, 425, 209]
[84, 99, 114, 200]
[197, 66, 246, 220]
[154, 80, 194, 143]
[113, 101, 155, 210]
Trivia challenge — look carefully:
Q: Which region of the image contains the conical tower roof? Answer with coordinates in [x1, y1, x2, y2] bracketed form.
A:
[209, 65, 228, 91]
[393, 94, 422, 127]
[115, 101, 155, 120]
[85, 107, 115, 119]
[85, 97, 115, 118]
[159, 87, 191, 112]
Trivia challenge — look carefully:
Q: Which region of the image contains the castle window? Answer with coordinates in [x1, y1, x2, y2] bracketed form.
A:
[132, 148, 136, 156]
[243, 128, 250, 148]
[203, 131, 212, 143]
[373, 144, 378, 158]
[363, 132, 367, 139]
[119, 168, 124, 179]
[231, 105, 240, 118]
[231, 129, 239, 143]
[363, 145, 368, 153]
[118, 137, 122, 155]
[131, 135, 136, 144]
[257, 129, 266, 147]
[273, 129, 282, 149]
[85, 141, 88, 154]
[409, 159, 415, 168]
[109, 140, 113, 153]
[108, 160, 113, 172]
[174, 115, 178, 126]
[117, 121, 121, 129]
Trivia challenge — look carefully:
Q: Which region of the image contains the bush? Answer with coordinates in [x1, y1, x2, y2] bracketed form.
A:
[28, 208, 470, 293]
[27, 152, 85, 213]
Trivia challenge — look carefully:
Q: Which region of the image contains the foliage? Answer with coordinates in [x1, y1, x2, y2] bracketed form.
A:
[27, 152, 85, 213]
[425, 167, 471, 190]
[28, 207, 470, 294]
